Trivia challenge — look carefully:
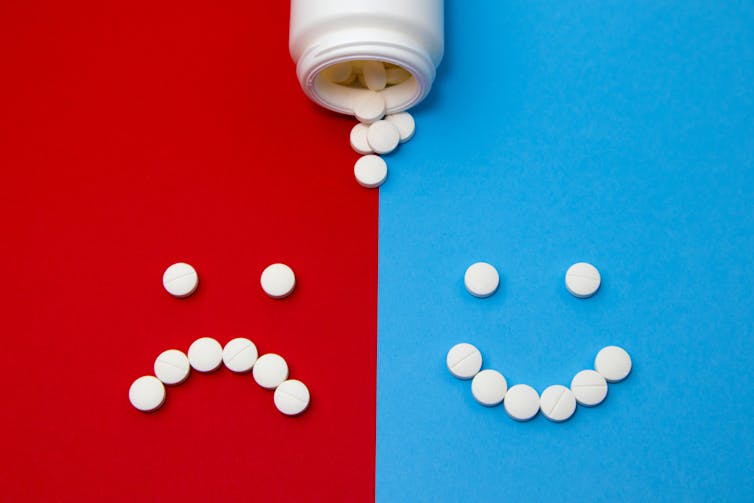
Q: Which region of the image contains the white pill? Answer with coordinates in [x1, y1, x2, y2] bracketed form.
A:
[356, 72, 367, 89]
[274, 379, 310, 416]
[129, 375, 166, 412]
[386, 66, 411, 85]
[260, 263, 296, 299]
[504, 384, 540, 421]
[324, 62, 353, 83]
[153, 349, 190, 385]
[565, 262, 601, 298]
[446, 342, 483, 380]
[222, 337, 258, 373]
[339, 72, 357, 86]
[354, 155, 388, 189]
[253, 353, 289, 389]
[471, 369, 507, 406]
[162, 262, 198, 298]
[464, 262, 500, 298]
[187, 337, 223, 373]
[539, 385, 577, 422]
[595, 346, 632, 382]
[571, 369, 608, 406]
[385, 112, 416, 143]
[350, 123, 373, 155]
[362, 60, 387, 91]
[366, 120, 401, 155]
[353, 91, 386, 124]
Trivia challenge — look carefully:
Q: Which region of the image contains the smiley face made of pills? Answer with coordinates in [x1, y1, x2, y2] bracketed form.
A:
[128, 262, 310, 417]
[447, 261, 632, 423]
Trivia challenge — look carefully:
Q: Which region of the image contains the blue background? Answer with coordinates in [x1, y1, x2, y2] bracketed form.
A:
[377, 1, 754, 501]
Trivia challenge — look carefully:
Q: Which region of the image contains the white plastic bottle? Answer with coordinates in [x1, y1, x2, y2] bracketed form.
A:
[289, 0, 444, 116]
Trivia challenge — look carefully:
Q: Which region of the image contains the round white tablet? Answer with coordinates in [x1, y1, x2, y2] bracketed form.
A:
[129, 375, 166, 412]
[356, 72, 367, 89]
[366, 120, 401, 155]
[253, 353, 289, 389]
[222, 337, 258, 373]
[260, 263, 296, 299]
[354, 155, 388, 189]
[162, 262, 198, 298]
[153, 349, 190, 385]
[353, 91, 386, 124]
[446, 342, 483, 380]
[464, 262, 500, 298]
[362, 60, 387, 91]
[471, 369, 507, 406]
[594, 345, 632, 382]
[571, 369, 608, 406]
[385, 112, 415, 143]
[386, 67, 411, 85]
[324, 62, 353, 83]
[274, 379, 310, 416]
[350, 123, 373, 155]
[565, 262, 601, 298]
[539, 384, 577, 422]
[187, 337, 223, 373]
[504, 384, 540, 421]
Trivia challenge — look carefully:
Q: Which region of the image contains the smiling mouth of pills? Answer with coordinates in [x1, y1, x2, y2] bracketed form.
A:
[449, 261, 633, 423]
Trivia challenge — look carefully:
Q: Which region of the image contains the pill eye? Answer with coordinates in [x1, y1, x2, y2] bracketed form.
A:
[564, 262, 601, 298]
[260, 263, 296, 299]
[163, 262, 199, 298]
[463, 262, 500, 298]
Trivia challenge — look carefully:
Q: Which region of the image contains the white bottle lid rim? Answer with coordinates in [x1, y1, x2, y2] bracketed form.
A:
[297, 40, 436, 116]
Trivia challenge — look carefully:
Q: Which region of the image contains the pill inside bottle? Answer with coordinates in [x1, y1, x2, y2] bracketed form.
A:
[314, 60, 416, 118]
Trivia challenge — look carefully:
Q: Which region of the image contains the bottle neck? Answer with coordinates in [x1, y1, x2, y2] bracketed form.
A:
[296, 31, 436, 115]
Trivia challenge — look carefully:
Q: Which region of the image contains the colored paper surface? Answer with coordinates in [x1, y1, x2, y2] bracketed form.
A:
[377, 1, 754, 501]
[0, 1, 375, 500]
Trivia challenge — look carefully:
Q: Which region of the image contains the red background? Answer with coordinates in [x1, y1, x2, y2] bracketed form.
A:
[0, 1, 376, 500]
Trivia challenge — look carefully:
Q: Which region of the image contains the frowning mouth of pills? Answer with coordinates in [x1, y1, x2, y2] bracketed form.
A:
[129, 337, 310, 417]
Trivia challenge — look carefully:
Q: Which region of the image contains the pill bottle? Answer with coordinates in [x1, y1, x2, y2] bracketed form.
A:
[289, 0, 444, 116]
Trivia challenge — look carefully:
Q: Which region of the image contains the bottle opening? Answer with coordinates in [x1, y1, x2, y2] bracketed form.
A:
[323, 60, 412, 89]
[312, 59, 420, 116]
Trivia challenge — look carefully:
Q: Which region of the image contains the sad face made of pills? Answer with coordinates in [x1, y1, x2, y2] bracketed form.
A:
[129, 262, 310, 416]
